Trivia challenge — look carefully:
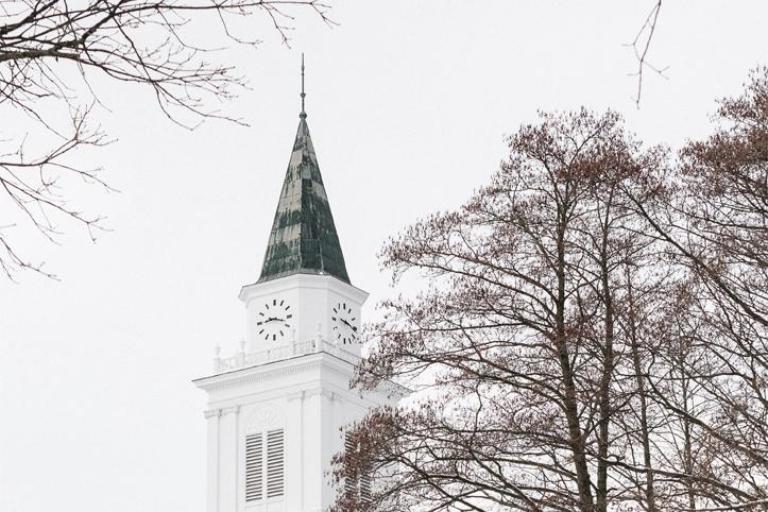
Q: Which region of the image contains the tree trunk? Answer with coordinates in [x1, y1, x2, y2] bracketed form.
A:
[626, 267, 657, 512]
[557, 223, 596, 512]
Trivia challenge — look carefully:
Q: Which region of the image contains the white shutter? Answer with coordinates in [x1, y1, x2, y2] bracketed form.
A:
[266, 429, 285, 498]
[345, 431, 373, 504]
[344, 432, 356, 496]
[360, 471, 372, 504]
[245, 433, 263, 502]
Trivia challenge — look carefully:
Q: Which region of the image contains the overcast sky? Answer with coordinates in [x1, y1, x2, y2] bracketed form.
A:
[2, 2, 768, 511]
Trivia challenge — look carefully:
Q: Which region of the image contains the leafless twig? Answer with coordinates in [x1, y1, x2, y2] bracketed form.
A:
[626, 0, 668, 108]
[0, 0, 332, 279]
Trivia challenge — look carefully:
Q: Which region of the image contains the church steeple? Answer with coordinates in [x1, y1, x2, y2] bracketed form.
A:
[258, 57, 350, 284]
[196, 60, 401, 512]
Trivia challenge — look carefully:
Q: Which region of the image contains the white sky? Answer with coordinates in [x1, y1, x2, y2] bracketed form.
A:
[2, 2, 767, 511]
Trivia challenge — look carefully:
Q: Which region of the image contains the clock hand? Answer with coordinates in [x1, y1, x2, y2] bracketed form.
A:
[340, 319, 358, 332]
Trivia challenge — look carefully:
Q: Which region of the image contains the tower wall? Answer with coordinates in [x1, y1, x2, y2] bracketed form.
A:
[195, 345, 395, 512]
[239, 274, 368, 358]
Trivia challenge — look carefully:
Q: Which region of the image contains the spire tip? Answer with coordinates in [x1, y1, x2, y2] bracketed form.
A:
[300, 53, 306, 119]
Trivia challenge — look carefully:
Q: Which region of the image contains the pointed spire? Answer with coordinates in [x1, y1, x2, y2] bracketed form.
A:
[258, 70, 350, 284]
[300, 53, 307, 119]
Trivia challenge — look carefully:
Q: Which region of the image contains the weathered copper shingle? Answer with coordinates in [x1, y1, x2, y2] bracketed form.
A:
[258, 117, 350, 283]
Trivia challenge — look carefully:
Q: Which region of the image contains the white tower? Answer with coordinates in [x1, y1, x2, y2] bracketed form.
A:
[194, 61, 397, 512]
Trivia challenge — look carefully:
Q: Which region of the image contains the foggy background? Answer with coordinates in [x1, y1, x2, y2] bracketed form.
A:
[2, 1, 767, 510]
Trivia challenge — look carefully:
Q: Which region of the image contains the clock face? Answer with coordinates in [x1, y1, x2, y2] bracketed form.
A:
[255, 298, 293, 342]
[331, 301, 359, 344]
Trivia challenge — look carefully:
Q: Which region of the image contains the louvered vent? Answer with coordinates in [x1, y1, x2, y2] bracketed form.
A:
[360, 471, 372, 504]
[245, 433, 263, 502]
[344, 433, 356, 496]
[266, 429, 285, 498]
[344, 432, 373, 504]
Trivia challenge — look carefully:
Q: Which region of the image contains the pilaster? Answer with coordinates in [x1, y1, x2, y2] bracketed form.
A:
[205, 409, 221, 512]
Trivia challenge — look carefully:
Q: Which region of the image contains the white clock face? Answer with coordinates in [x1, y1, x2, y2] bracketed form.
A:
[256, 299, 292, 342]
[331, 301, 359, 344]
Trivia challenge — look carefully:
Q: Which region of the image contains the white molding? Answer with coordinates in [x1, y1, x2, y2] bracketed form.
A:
[243, 403, 285, 433]
[204, 408, 222, 419]
[195, 351, 353, 392]
[238, 273, 368, 305]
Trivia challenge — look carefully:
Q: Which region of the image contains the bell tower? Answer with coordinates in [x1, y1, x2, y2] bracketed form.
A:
[194, 58, 398, 512]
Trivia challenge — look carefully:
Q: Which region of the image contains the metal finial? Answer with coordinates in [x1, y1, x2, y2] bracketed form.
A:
[300, 53, 306, 119]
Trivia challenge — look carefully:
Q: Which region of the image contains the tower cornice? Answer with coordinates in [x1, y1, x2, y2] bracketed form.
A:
[238, 271, 368, 304]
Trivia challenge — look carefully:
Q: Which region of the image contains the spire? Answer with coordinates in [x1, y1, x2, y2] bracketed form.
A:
[258, 63, 350, 284]
[300, 53, 306, 119]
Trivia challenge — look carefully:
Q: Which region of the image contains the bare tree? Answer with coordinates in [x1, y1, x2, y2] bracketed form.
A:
[625, 67, 768, 510]
[334, 71, 768, 511]
[332, 110, 673, 512]
[0, 0, 330, 279]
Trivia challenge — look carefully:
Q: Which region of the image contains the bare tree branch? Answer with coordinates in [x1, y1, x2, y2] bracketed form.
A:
[627, 0, 668, 108]
[0, 0, 332, 279]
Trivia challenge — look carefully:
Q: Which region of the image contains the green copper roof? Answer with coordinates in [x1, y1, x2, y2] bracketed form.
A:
[258, 117, 350, 284]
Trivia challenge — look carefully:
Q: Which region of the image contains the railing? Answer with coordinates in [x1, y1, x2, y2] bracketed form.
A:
[212, 338, 360, 374]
